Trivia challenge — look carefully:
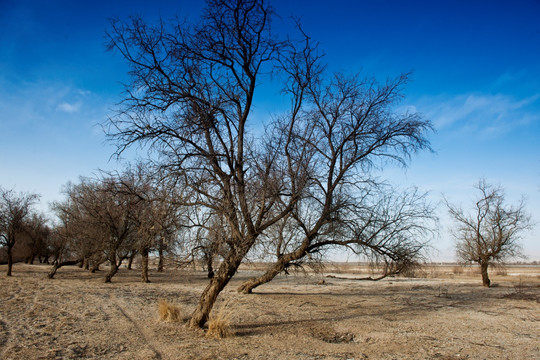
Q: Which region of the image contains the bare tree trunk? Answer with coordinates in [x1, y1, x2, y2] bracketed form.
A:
[105, 254, 120, 283]
[127, 252, 136, 270]
[206, 251, 214, 279]
[157, 238, 164, 273]
[238, 240, 310, 294]
[48, 260, 80, 279]
[238, 258, 287, 294]
[141, 248, 150, 283]
[189, 252, 244, 328]
[6, 246, 13, 276]
[480, 261, 491, 287]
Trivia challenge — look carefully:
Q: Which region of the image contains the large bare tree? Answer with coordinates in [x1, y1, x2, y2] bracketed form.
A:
[446, 179, 533, 287]
[106, 0, 432, 328]
[0, 187, 40, 276]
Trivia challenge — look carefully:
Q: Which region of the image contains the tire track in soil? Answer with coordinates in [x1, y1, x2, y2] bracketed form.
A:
[110, 294, 163, 360]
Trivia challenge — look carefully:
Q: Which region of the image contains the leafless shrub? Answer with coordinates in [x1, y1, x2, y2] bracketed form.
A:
[158, 299, 182, 322]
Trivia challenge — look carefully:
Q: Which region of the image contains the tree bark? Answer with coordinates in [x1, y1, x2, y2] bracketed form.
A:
[104, 254, 120, 283]
[480, 261, 491, 287]
[141, 247, 150, 283]
[238, 258, 287, 294]
[127, 253, 135, 270]
[189, 251, 245, 328]
[48, 260, 80, 279]
[6, 246, 13, 276]
[157, 238, 164, 273]
[237, 240, 311, 294]
[206, 251, 214, 279]
[90, 262, 100, 273]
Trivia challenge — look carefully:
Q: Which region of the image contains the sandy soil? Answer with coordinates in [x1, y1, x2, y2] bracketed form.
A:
[1, 263, 539, 360]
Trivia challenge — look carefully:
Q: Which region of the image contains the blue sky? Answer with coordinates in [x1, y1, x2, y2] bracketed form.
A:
[1, 0, 539, 261]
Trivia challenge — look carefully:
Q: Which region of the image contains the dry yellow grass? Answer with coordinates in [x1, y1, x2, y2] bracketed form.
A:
[1, 263, 540, 359]
[157, 299, 182, 322]
[206, 302, 234, 338]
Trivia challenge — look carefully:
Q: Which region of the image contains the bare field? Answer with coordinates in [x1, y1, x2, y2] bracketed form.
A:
[1, 263, 539, 360]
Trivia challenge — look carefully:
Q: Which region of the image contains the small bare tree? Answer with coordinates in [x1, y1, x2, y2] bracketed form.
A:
[22, 212, 51, 264]
[446, 179, 533, 287]
[0, 187, 40, 276]
[48, 188, 93, 279]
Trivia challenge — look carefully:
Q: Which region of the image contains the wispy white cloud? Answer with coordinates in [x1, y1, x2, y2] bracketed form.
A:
[413, 92, 540, 137]
[57, 101, 82, 113]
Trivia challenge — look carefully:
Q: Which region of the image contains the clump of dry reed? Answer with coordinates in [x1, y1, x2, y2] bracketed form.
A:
[158, 299, 182, 322]
[206, 301, 234, 338]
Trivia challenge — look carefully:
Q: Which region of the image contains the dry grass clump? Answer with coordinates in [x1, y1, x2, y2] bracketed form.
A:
[158, 299, 183, 322]
[206, 303, 234, 338]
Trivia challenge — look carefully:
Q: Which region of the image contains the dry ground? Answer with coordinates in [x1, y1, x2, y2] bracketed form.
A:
[1, 263, 539, 360]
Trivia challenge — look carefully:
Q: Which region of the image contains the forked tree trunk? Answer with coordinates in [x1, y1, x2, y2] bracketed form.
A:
[189, 251, 245, 328]
[6, 246, 13, 276]
[480, 261, 491, 287]
[105, 254, 121, 283]
[141, 248, 150, 283]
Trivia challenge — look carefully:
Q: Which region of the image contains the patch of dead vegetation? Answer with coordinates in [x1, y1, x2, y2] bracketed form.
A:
[206, 302, 234, 338]
[158, 299, 183, 322]
[310, 325, 357, 344]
